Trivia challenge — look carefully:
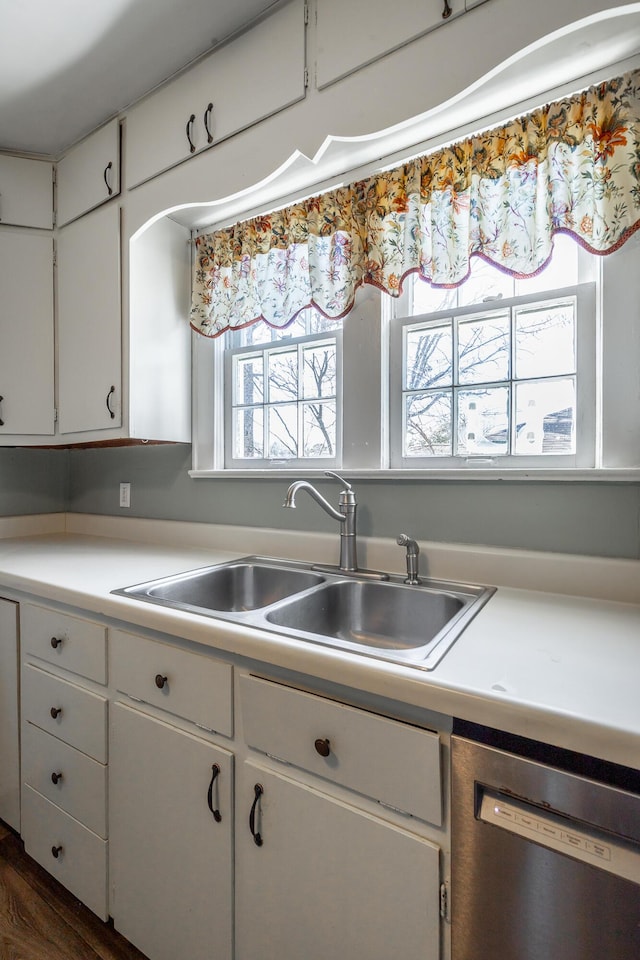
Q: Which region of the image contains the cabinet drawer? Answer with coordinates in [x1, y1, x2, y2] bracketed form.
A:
[240, 675, 442, 825]
[110, 629, 233, 737]
[22, 721, 107, 838]
[21, 604, 107, 683]
[22, 664, 108, 763]
[22, 785, 108, 920]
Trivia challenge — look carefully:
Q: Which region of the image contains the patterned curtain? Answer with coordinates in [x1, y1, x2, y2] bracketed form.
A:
[191, 68, 640, 337]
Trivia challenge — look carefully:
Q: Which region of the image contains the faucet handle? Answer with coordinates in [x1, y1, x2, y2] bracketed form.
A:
[324, 471, 352, 491]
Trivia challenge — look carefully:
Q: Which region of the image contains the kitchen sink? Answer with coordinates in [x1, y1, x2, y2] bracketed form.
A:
[113, 557, 495, 671]
[114, 560, 324, 613]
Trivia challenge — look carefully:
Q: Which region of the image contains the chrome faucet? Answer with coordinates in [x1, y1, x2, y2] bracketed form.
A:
[397, 534, 421, 584]
[283, 471, 358, 572]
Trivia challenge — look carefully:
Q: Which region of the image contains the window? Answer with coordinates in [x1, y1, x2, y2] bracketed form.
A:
[224, 309, 342, 469]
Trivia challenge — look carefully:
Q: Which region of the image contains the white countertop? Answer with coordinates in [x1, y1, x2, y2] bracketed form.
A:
[1, 515, 639, 770]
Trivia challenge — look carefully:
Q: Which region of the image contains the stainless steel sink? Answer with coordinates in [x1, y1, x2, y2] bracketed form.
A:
[113, 556, 495, 671]
[114, 560, 325, 613]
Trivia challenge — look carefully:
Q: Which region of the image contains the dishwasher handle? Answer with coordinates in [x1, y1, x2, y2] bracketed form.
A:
[479, 787, 640, 886]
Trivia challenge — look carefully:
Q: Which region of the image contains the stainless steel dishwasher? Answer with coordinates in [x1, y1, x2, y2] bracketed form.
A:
[451, 722, 640, 960]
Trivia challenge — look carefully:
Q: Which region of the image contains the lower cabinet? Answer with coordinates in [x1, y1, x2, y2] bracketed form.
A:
[0, 598, 20, 831]
[235, 761, 441, 960]
[109, 701, 233, 960]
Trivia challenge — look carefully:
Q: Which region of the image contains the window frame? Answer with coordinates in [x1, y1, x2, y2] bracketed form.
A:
[389, 283, 597, 470]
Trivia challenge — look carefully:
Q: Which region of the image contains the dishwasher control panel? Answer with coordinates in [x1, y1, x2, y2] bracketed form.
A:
[479, 788, 640, 885]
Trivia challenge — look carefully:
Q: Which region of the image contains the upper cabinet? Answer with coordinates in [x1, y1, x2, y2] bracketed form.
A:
[316, 0, 465, 88]
[57, 119, 120, 227]
[0, 230, 55, 437]
[0, 155, 53, 229]
[125, 0, 307, 189]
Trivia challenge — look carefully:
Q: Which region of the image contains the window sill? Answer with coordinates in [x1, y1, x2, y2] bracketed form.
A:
[189, 467, 640, 482]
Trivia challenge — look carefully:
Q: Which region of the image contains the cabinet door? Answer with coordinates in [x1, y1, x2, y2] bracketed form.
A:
[236, 762, 441, 960]
[110, 702, 233, 960]
[0, 598, 20, 831]
[126, 0, 306, 188]
[0, 230, 55, 436]
[0, 155, 53, 228]
[57, 203, 122, 434]
[56, 119, 120, 227]
[316, 0, 464, 88]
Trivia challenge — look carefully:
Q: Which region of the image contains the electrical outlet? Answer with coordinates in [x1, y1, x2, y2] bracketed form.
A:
[119, 482, 131, 508]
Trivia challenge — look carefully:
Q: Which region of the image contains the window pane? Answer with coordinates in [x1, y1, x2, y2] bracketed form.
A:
[411, 278, 458, 315]
[302, 401, 336, 457]
[405, 323, 452, 389]
[458, 313, 510, 385]
[404, 392, 452, 457]
[267, 349, 298, 402]
[303, 342, 336, 398]
[515, 300, 575, 380]
[268, 404, 298, 458]
[458, 258, 514, 306]
[233, 408, 263, 459]
[233, 355, 263, 405]
[514, 378, 576, 455]
[456, 387, 509, 455]
[239, 323, 277, 346]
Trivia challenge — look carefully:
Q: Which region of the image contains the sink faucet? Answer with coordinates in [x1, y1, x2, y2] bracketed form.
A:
[397, 534, 421, 584]
[283, 472, 358, 572]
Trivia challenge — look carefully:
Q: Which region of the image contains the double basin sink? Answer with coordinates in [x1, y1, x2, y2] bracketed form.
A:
[114, 557, 495, 671]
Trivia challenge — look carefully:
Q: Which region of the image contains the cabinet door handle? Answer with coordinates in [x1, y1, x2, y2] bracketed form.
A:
[155, 673, 168, 689]
[106, 385, 116, 419]
[51, 845, 63, 859]
[207, 763, 222, 822]
[314, 737, 331, 757]
[50, 635, 63, 649]
[442, 0, 452, 18]
[103, 161, 113, 196]
[0, 395, 4, 426]
[249, 783, 264, 846]
[186, 114, 196, 153]
[204, 102, 214, 144]
[50, 706, 63, 719]
[51, 771, 63, 785]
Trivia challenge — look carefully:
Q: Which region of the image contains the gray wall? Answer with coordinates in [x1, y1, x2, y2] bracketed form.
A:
[0, 448, 68, 516]
[64, 444, 640, 560]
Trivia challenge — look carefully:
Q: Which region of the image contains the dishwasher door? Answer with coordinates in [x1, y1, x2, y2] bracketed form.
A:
[451, 732, 640, 960]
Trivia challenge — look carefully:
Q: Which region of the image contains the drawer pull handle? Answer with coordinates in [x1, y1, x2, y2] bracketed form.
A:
[207, 763, 222, 822]
[442, 0, 452, 18]
[155, 674, 168, 689]
[51, 771, 63, 785]
[51, 845, 63, 859]
[103, 160, 113, 196]
[249, 783, 264, 847]
[50, 707, 63, 719]
[50, 636, 63, 649]
[106, 385, 116, 419]
[314, 737, 331, 758]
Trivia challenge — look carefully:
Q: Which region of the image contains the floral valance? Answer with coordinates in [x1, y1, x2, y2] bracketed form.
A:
[191, 68, 640, 337]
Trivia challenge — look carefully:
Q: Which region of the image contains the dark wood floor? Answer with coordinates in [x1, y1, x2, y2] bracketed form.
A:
[0, 821, 147, 960]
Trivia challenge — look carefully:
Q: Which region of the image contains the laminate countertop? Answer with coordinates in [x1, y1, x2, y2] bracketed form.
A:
[1, 520, 638, 769]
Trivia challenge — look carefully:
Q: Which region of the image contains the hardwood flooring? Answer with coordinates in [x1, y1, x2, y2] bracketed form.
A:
[0, 821, 146, 960]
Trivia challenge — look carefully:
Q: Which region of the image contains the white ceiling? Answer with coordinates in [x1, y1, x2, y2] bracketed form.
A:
[0, 0, 279, 157]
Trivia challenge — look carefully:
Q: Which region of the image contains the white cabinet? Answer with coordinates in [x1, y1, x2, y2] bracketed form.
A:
[56, 119, 120, 227]
[0, 154, 53, 228]
[236, 762, 441, 960]
[237, 674, 444, 960]
[0, 230, 55, 438]
[0, 598, 20, 831]
[110, 702, 233, 960]
[126, 0, 306, 188]
[57, 203, 122, 435]
[316, 0, 464, 88]
[20, 602, 109, 919]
